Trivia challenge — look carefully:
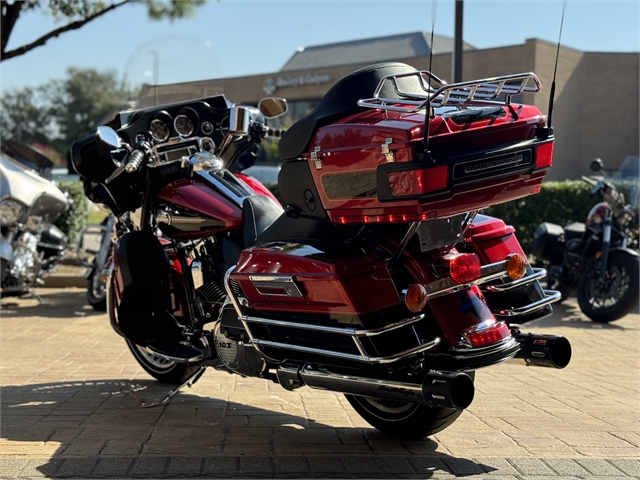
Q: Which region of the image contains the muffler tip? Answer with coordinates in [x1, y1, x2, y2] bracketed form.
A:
[422, 371, 475, 410]
[515, 333, 572, 369]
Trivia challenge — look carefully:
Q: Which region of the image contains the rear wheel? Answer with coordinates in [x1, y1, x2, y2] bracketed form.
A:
[577, 252, 639, 323]
[345, 372, 474, 439]
[126, 340, 201, 384]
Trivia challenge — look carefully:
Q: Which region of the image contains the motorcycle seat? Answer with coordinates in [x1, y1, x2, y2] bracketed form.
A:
[278, 62, 420, 160]
[565, 222, 585, 241]
[242, 195, 284, 248]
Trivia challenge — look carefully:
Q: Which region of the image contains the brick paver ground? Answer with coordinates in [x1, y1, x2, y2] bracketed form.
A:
[1, 288, 638, 478]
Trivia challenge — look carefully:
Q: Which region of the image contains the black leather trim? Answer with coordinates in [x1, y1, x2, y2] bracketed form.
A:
[278, 62, 419, 160]
[242, 195, 284, 248]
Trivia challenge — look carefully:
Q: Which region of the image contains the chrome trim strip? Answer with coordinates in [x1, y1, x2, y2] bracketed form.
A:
[481, 267, 547, 292]
[450, 335, 517, 357]
[196, 169, 251, 207]
[424, 260, 508, 300]
[493, 290, 561, 317]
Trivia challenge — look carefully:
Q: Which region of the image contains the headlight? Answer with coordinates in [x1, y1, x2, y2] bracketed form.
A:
[0, 199, 25, 226]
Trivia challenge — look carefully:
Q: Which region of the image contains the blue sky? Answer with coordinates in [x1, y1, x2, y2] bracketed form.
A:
[1, 0, 638, 92]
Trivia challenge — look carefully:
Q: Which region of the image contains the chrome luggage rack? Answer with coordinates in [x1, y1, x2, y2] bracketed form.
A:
[357, 71, 541, 113]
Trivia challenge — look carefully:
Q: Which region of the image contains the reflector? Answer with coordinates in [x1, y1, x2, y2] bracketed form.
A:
[506, 253, 527, 280]
[535, 142, 554, 169]
[404, 284, 428, 313]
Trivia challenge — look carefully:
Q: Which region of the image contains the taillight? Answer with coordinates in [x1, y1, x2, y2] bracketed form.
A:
[461, 321, 511, 347]
[436, 253, 482, 284]
[535, 142, 554, 169]
[388, 165, 449, 197]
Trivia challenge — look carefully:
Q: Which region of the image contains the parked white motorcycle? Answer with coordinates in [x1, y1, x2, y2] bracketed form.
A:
[0, 150, 69, 297]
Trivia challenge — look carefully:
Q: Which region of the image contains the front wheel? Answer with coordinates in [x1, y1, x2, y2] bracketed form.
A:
[127, 340, 202, 384]
[87, 268, 107, 311]
[345, 372, 474, 439]
[577, 252, 640, 323]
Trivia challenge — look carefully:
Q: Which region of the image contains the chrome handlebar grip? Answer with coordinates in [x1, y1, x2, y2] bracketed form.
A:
[125, 149, 146, 173]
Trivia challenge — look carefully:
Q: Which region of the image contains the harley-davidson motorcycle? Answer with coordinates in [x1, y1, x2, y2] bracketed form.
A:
[531, 158, 639, 323]
[0, 144, 69, 297]
[71, 62, 570, 439]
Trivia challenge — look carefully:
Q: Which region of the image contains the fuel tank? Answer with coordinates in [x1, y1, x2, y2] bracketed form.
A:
[155, 177, 243, 239]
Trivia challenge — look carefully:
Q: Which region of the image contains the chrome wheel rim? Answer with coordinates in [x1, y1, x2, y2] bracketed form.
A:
[586, 263, 630, 309]
[133, 345, 177, 372]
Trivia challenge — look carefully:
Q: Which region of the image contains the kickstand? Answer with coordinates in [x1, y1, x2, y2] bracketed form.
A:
[130, 365, 207, 408]
[28, 289, 48, 306]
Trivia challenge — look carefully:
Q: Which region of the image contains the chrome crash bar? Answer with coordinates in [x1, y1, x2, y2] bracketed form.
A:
[224, 266, 440, 365]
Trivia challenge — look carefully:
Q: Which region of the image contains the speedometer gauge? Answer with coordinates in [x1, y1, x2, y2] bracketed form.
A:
[174, 114, 194, 137]
[149, 119, 170, 141]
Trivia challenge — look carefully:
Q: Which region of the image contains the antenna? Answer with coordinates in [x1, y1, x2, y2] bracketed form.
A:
[423, 0, 437, 162]
[547, 0, 567, 132]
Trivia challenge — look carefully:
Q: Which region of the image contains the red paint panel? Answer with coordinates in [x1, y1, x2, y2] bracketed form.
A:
[235, 173, 281, 206]
[465, 215, 526, 264]
[156, 178, 243, 233]
[232, 244, 400, 318]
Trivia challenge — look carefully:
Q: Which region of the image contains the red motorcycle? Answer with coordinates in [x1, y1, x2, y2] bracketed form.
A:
[71, 62, 569, 440]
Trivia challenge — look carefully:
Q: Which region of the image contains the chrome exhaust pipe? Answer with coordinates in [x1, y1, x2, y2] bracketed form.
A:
[276, 364, 475, 410]
[510, 333, 572, 369]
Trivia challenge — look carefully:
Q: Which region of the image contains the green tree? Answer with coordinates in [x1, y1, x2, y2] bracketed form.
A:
[0, 86, 52, 144]
[48, 67, 127, 154]
[1, 0, 207, 61]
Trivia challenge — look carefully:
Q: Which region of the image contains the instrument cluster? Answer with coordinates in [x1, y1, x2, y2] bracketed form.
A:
[117, 96, 231, 168]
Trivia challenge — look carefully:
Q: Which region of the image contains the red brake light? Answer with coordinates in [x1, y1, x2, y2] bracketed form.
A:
[448, 253, 482, 284]
[535, 142, 554, 169]
[462, 321, 510, 347]
[388, 165, 449, 197]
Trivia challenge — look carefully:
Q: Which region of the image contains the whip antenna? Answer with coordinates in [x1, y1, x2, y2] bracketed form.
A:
[423, 0, 437, 160]
[547, 0, 567, 131]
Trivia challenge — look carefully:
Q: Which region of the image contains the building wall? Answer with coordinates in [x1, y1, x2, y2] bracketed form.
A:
[147, 39, 638, 180]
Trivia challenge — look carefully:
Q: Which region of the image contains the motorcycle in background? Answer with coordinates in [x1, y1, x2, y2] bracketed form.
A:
[0, 147, 69, 298]
[77, 214, 116, 311]
[531, 158, 639, 322]
[71, 63, 570, 440]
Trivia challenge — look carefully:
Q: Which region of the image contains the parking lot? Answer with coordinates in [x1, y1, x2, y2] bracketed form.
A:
[0, 288, 638, 478]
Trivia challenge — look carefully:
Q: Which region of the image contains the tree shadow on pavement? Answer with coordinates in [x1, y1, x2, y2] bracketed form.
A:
[0, 288, 104, 319]
[0, 379, 497, 478]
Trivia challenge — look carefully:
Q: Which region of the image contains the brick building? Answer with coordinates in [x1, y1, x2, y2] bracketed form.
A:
[147, 32, 639, 181]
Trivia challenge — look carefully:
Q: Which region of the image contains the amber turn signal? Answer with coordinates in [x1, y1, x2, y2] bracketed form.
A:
[404, 283, 428, 313]
[506, 253, 527, 280]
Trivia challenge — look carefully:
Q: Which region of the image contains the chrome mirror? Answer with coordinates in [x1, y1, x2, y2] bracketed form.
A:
[590, 158, 604, 172]
[97, 126, 122, 148]
[258, 97, 288, 118]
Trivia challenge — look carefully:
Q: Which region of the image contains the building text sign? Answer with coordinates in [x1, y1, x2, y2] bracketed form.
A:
[263, 73, 332, 95]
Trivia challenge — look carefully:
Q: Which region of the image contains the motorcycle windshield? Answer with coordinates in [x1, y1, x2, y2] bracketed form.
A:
[121, 37, 227, 109]
[609, 156, 640, 210]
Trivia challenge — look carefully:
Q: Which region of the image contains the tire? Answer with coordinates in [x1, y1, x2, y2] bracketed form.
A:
[126, 340, 201, 384]
[577, 252, 640, 323]
[87, 268, 107, 311]
[345, 372, 475, 440]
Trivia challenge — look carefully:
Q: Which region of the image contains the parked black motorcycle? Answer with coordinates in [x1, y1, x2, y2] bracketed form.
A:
[531, 159, 639, 323]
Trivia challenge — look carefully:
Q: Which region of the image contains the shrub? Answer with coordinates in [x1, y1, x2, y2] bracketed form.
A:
[54, 180, 88, 245]
[484, 180, 600, 251]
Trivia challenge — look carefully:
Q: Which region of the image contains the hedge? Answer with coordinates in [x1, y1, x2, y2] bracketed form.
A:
[484, 180, 639, 252]
[54, 180, 88, 246]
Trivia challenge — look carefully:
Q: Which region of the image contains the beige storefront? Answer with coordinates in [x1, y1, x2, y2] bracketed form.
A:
[156, 35, 639, 181]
